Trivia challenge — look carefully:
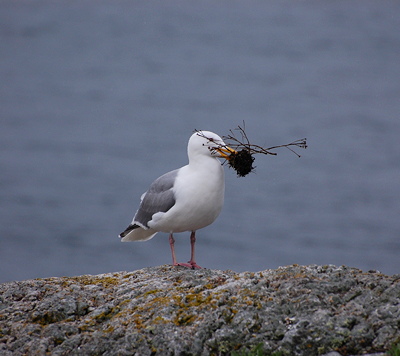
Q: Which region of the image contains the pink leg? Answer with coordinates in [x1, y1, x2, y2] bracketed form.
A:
[187, 231, 202, 269]
[169, 233, 178, 266]
[169, 232, 202, 269]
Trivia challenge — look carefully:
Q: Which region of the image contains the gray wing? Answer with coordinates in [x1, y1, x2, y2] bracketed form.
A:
[133, 169, 179, 228]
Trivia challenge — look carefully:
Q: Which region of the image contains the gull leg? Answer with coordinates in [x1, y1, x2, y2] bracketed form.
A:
[169, 232, 202, 269]
[169, 233, 191, 268]
[169, 233, 179, 266]
[187, 231, 202, 269]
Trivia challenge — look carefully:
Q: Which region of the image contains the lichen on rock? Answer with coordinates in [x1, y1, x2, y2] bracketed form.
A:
[0, 265, 399, 355]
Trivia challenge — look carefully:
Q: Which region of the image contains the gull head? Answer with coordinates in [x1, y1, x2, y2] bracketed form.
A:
[188, 131, 236, 161]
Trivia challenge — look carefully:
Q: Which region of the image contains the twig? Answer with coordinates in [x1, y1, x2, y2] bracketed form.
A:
[194, 124, 307, 177]
[223, 123, 307, 158]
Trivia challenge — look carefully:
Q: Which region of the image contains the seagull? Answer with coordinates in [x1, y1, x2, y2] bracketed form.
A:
[119, 131, 236, 269]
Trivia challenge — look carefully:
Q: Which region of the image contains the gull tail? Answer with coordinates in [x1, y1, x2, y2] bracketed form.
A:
[119, 224, 157, 242]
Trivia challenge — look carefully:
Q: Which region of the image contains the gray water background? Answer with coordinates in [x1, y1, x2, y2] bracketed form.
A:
[1, 1, 400, 283]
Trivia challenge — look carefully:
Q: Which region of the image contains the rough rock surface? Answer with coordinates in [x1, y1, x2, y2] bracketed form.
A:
[0, 264, 399, 356]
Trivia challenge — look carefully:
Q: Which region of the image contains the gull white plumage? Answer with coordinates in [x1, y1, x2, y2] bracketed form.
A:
[119, 131, 235, 269]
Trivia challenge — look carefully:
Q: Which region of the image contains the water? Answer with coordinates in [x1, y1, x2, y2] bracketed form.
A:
[1, 1, 399, 283]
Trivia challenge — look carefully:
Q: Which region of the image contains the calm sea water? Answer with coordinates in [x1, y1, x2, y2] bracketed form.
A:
[1, 1, 399, 283]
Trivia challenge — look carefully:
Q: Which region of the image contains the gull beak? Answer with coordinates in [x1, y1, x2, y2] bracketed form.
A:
[215, 146, 237, 160]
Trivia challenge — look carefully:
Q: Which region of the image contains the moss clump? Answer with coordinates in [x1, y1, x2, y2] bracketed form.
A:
[228, 149, 255, 177]
[389, 342, 400, 356]
[67, 275, 120, 288]
[174, 311, 197, 326]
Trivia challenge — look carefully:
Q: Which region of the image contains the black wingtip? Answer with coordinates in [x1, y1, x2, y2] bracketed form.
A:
[119, 224, 140, 238]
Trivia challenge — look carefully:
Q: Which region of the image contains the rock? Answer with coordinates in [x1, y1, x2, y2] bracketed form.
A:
[0, 264, 399, 355]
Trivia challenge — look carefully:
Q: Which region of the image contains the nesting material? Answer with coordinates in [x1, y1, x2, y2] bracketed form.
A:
[196, 124, 307, 178]
[222, 124, 307, 177]
[227, 149, 255, 177]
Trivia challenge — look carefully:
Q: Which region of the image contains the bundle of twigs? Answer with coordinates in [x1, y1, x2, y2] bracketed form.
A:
[196, 124, 307, 177]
